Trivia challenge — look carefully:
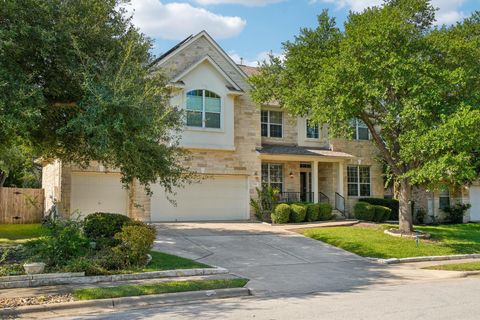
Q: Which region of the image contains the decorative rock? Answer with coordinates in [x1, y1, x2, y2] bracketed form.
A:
[23, 263, 46, 275]
[384, 229, 431, 239]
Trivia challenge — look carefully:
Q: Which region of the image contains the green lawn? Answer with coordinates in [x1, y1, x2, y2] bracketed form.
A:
[73, 278, 248, 300]
[0, 224, 47, 246]
[302, 223, 480, 259]
[141, 251, 209, 272]
[424, 261, 480, 271]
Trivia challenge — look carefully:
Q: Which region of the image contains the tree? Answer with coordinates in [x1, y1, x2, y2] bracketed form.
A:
[249, 0, 480, 233]
[0, 0, 190, 193]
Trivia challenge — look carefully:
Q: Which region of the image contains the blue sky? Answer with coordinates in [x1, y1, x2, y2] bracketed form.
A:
[127, 0, 479, 66]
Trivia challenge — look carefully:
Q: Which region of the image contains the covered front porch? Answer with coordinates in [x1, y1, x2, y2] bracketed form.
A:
[258, 144, 355, 214]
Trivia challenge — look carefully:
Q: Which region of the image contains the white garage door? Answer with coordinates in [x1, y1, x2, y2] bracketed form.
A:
[71, 173, 128, 218]
[470, 186, 480, 221]
[151, 175, 249, 222]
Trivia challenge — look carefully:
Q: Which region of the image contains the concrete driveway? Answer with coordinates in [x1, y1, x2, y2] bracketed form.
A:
[153, 222, 394, 296]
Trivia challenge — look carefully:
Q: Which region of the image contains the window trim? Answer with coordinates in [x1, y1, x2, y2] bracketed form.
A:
[185, 89, 223, 130]
[347, 165, 371, 197]
[305, 119, 320, 140]
[261, 163, 284, 192]
[351, 119, 370, 141]
[439, 188, 450, 211]
[261, 110, 283, 138]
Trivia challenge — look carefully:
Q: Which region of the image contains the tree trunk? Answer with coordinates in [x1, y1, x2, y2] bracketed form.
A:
[398, 178, 413, 233]
[0, 170, 6, 187]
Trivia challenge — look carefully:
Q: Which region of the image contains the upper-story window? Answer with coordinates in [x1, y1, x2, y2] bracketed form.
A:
[351, 118, 369, 140]
[186, 90, 221, 129]
[306, 120, 319, 139]
[347, 165, 371, 197]
[261, 110, 283, 138]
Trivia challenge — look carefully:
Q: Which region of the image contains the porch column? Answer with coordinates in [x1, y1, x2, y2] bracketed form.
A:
[312, 160, 319, 203]
[337, 161, 344, 195]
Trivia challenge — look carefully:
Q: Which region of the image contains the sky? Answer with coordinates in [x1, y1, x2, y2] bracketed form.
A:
[126, 0, 479, 66]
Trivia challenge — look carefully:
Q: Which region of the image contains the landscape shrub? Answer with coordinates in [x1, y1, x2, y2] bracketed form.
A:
[290, 204, 307, 223]
[24, 219, 89, 268]
[443, 203, 471, 224]
[250, 186, 279, 222]
[318, 203, 333, 221]
[63, 256, 109, 276]
[360, 198, 399, 220]
[373, 205, 391, 222]
[113, 223, 157, 267]
[84, 213, 132, 247]
[354, 202, 375, 221]
[305, 204, 319, 222]
[271, 204, 291, 224]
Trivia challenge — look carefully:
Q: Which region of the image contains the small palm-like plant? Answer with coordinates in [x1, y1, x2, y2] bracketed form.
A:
[250, 186, 279, 222]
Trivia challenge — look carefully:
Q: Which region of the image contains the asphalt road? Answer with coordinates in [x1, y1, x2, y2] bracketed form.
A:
[39, 276, 480, 320]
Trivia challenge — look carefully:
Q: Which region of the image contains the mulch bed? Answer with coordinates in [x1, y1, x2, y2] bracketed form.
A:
[0, 294, 73, 308]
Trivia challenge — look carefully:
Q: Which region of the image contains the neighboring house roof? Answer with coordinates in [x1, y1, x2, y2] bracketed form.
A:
[238, 65, 260, 77]
[153, 30, 249, 80]
[258, 144, 354, 159]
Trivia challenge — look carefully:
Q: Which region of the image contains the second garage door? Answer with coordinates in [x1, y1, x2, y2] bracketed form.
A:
[150, 175, 249, 222]
[470, 186, 480, 221]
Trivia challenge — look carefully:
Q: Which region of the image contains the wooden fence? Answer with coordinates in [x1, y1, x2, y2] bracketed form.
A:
[0, 187, 45, 224]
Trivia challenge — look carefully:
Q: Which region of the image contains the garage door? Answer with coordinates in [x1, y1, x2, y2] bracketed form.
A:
[151, 175, 249, 222]
[71, 173, 128, 218]
[470, 186, 480, 221]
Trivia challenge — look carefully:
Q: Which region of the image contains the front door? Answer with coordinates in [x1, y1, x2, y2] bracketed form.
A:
[300, 172, 312, 202]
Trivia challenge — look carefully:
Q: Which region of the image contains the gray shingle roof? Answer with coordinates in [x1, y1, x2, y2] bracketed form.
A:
[258, 144, 354, 158]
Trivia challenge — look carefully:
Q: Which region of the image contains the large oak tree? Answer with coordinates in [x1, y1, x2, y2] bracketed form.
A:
[0, 0, 190, 192]
[250, 0, 480, 232]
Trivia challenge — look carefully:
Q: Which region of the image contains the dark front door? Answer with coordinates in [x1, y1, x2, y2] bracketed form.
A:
[300, 172, 312, 202]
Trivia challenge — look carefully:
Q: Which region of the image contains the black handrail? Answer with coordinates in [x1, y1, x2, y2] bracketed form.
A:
[318, 192, 330, 204]
[335, 192, 346, 218]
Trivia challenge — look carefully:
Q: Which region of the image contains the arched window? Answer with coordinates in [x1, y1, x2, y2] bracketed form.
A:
[186, 90, 221, 129]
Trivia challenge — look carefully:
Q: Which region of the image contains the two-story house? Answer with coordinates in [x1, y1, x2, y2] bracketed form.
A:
[42, 31, 385, 222]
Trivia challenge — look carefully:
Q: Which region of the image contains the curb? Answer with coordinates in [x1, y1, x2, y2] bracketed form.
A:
[0, 267, 229, 289]
[0, 287, 251, 316]
[375, 254, 480, 264]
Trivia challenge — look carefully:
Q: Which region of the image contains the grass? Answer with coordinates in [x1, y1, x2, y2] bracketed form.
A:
[140, 251, 209, 272]
[0, 224, 47, 246]
[424, 261, 480, 271]
[73, 278, 248, 300]
[302, 223, 480, 259]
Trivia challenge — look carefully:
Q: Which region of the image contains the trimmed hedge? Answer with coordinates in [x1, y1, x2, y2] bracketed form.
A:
[318, 203, 333, 221]
[354, 202, 375, 221]
[84, 213, 132, 247]
[271, 204, 291, 224]
[290, 204, 307, 223]
[360, 198, 399, 220]
[373, 206, 391, 222]
[305, 204, 319, 222]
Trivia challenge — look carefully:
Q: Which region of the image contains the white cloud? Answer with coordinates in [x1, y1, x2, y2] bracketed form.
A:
[126, 0, 246, 40]
[311, 0, 467, 25]
[194, 0, 285, 6]
[229, 50, 284, 67]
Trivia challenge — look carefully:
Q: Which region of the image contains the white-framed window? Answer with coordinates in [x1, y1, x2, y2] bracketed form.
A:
[186, 89, 221, 129]
[351, 118, 369, 140]
[261, 110, 283, 138]
[261, 163, 283, 191]
[347, 166, 371, 197]
[439, 187, 450, 210]
[306, 119, 319, 139]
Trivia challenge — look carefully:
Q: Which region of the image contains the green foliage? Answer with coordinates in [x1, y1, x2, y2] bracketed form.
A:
[84, 212, 132, 248]
[0, 0, 191, 192]
[361, 198, 399, 220]
[63, 256, 109, 276]
[271, 204, 291, 224]
[25, 219, 89, 268]
[250, 186, 279, 221]
[290, 204, 307, 223]
[443, 203, 471, 224]
[373, 206, 392, 222]
[415, 208, 427, 224]
[305, 204, 320, 222]
[249, 1, 480, 231]
[318, 203, 333, 221]
[113, 223, 157, 268]
[354, 202, 376, 221]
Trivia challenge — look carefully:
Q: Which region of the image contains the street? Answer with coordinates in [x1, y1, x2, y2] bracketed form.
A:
[34, 276, 480, 320]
